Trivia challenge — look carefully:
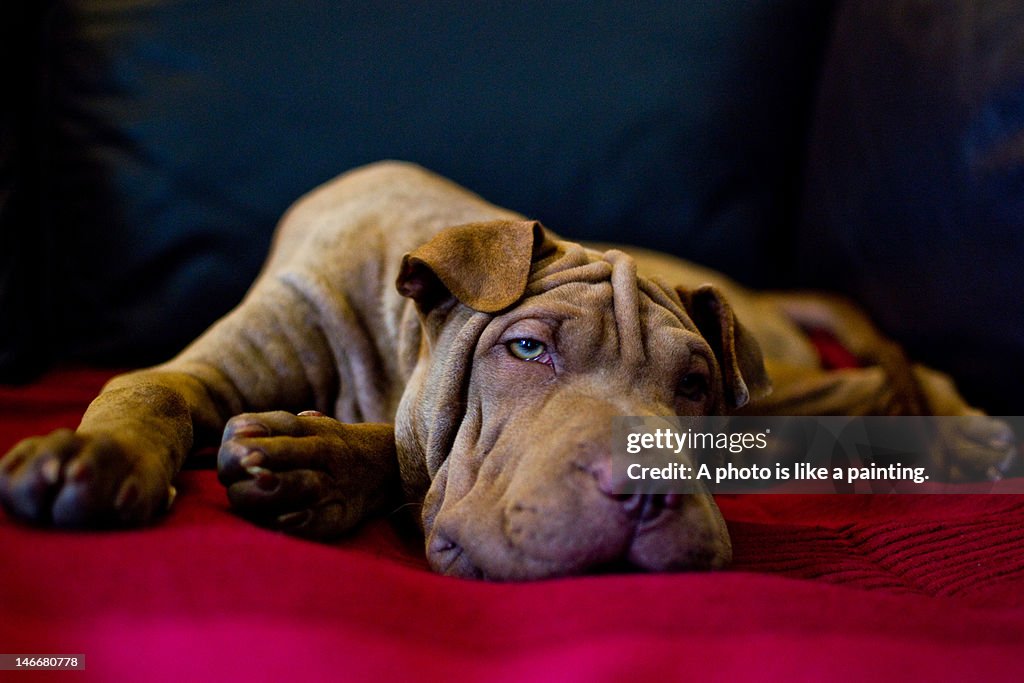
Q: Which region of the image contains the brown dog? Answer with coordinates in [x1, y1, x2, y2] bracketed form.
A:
[0, 162, 1015, 580]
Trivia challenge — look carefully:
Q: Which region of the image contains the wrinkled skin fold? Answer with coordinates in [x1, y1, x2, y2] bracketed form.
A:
[395, 229, 765, 579]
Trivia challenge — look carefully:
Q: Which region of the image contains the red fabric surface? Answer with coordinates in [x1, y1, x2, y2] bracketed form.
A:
[2, 368, 1023, 682]
[804, 328, 863, 370]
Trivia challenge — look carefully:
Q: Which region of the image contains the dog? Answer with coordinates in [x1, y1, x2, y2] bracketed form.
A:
[0, 162, 1016, 580]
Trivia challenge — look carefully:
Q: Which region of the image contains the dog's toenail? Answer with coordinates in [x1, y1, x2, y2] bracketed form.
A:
[245, 464, 270, 478]
[40, 458, 62, 484]
[233, 424, 269, 438]
[240, 451, 264, 468]
[115, 479, 139, 510]
[277, 509, 311, 528]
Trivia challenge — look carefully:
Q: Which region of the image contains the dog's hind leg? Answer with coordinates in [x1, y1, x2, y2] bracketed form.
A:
[747, 291, 1019, 479]
[762, 291, 965, 416]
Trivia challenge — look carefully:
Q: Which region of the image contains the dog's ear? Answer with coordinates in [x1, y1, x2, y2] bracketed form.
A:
[678, 284, 772, 410]
[397, 220, 554, 314]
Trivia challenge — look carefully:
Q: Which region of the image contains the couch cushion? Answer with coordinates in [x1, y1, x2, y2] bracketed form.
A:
[800, 0, 1024, 413]
[1, 0, 835, 372]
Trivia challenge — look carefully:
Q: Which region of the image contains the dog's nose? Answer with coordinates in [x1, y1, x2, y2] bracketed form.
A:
[584, 457, 683, 521]
[607, 492, 683, 521]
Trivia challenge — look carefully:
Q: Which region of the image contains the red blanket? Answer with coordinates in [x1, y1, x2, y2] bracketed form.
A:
[2, 369, 1022, 681]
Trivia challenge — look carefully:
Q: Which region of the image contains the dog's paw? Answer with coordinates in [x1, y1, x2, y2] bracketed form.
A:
[217, 411, 397, 540]
[0, 429, 175, 527]
[937, 415, 1018, 481]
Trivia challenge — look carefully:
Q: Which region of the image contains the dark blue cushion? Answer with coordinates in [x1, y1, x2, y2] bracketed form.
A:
[799, 0, 1024, 413]
[5, 0, 835, 373]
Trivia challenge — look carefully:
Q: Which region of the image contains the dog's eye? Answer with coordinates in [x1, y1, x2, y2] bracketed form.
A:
[507, 338, 546, 362]
[678, 372, 709, 401]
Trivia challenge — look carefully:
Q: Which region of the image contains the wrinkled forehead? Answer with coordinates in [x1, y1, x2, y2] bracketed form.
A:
[488, 242, 704, 363]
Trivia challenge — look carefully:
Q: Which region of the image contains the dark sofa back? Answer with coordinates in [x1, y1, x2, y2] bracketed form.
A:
[800, 0, 1024, 414]
[7, 1, 1023, 415]
[1, 0, 835, 375]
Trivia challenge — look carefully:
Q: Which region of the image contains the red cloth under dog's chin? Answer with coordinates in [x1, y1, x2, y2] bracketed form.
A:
[1, 368, 1022, 681]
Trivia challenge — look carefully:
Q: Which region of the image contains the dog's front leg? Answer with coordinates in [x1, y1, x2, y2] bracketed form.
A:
[0, 272, 353, 528]
[0, 372, 210, 526]
[217, 411, 400, 539]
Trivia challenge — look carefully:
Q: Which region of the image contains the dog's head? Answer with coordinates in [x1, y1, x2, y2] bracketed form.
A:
[394, 220, 770, 580]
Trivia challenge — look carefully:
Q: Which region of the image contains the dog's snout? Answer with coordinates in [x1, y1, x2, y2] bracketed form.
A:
[427, 526, 484, 579]
[582, 457, 682, 521]
[606, 492, 683, 522]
